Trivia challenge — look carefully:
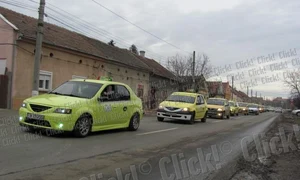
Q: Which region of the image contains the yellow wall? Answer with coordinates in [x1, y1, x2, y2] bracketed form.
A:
[12, 41, 149, 109]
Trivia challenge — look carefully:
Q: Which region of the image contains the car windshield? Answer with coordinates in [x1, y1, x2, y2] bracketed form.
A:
[166, 95, 195, 104]
[229, 102, 235, 106]
[207, 99, 225, 105]
[49, 81, 103, 99]
[239, 103, 247, 107]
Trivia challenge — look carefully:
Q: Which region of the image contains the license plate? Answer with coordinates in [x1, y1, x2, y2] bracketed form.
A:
[27, 113, 45, 120]
[164, 113, 173, 116]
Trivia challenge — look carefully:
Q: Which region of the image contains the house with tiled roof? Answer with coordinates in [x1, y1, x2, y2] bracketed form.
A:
[207, 81, 231, 100]
[0, 7, 156, 109]
[134, 51, 178, 109]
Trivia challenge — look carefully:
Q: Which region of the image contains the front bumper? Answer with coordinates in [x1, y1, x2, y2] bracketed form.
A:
[19, 108, 76, 131]
[207, 110, 223, 117]
[248, 110, 259, 114]
[157, 109, 193, 121]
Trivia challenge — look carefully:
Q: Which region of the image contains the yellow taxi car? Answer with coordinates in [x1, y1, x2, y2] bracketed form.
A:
[19, 78, 143, 137]
[206, 98, 230, 119]
[229, 101, 239, 116]
[157, 92, 208, 124]
[238, 102, 249, 115]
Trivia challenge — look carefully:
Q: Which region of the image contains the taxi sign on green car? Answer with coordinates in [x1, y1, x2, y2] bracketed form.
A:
[19, 79, 143, 137]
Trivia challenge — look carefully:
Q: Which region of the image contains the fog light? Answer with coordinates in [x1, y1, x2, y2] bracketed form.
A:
[19, 116, 23, 121]
[218, 113, 222, 116]
[59, 124, 63, 128]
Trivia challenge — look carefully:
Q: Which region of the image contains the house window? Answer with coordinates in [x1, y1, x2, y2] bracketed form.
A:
[39, 70, 52, 91]
[72, 75, 87, 79]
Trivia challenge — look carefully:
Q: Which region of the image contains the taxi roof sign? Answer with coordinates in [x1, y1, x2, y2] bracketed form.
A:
[100, 76, 112, 81]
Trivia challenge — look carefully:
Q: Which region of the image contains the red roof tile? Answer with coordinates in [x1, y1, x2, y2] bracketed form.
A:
[134, 54, 176, 79]
[0, 7, 150, 71]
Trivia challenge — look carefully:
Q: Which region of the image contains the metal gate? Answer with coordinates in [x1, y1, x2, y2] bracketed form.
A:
[0, 75, 8, 108]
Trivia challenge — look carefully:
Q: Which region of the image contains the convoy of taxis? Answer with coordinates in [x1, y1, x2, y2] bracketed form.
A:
[18, 78, 275, 137]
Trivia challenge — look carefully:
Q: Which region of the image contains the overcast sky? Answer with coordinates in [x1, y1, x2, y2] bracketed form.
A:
[1, 0, 300, 99]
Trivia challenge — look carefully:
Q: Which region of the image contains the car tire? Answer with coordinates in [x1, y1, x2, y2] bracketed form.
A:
[297, 112, 300, 116]
[157, 117, 164, 122]
[189, 112, 195, 124]
[74, 116, 92, 138]
[227, 113, 230, 119]
[128, 113, 140, 131]
[220, 112, 224, 119]
[236, 112, 239, 116]
[201, 112, 207, 123]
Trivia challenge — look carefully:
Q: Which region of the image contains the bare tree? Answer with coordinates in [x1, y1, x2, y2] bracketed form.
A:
[129, 44, 139, 55]
[166, 53, 212, 78]
[284, 69, 300, 98]
[166, 54, 191, 78]
[108, 40, 115, 46]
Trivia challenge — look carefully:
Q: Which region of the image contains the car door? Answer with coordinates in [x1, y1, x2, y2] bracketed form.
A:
[114, 85, 133, 125]
[195, 95, 206, 119]
[94, 84, 119, 127]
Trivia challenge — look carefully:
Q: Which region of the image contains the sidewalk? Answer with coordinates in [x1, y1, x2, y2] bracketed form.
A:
[0, 108, 18, 118]
[143, 109, 157, 116]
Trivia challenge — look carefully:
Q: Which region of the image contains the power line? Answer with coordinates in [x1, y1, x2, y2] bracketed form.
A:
[26, 0, 168, 62]
[91, 0, 191, 55]
[0, 0, 37, 11]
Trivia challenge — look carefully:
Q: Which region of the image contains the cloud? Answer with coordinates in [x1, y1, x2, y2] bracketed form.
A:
[1, 0, 299, 98]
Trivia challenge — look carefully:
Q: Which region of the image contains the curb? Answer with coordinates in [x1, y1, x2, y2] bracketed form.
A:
[208, 114, 281, 180]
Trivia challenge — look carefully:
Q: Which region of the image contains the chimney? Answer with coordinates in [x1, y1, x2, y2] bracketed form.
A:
[140, 50, 145, 57]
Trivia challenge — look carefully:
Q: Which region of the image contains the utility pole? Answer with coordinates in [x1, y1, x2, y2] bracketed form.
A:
[251, 89, 253, 103]
[32, 0, 46, 96]
[247, 86, 249, 97]
[192, 51, 195, 91]
[231, 76, 234, 100]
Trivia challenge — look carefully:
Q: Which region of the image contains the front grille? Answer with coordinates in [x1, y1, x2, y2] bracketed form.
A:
[208, 108, 217, 111]
[25, 118, 51, 127]
[30, 104, 52, 112]
[165, 107, 180, 111]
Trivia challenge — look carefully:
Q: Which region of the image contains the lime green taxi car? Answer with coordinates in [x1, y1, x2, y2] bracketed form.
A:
[229, 101, 239, 116]
[157, 92, 208, 124]
[19, 79, 143, 137]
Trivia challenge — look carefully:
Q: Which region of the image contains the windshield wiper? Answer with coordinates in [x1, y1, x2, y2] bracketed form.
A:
[49, 92, 63, 95]
[63, 94, 84, 98]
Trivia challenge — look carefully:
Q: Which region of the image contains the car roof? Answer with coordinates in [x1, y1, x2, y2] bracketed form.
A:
[208, 98, 226, 100]
[172, 92, 202, 97]
[70, 79, 127, 86]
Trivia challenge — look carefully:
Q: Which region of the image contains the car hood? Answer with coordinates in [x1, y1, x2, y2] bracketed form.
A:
[160, 101, 194, 109]
[207, 104, 224, 109]
[248, 107, 258, 110]
[24, 94, 89, 107]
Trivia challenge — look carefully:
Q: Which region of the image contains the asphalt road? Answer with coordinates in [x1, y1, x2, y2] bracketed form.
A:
[0, 110, 279, 180]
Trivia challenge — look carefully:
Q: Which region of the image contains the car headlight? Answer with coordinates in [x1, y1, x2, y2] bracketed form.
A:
[21, 102, 27, 108]
[182, 107, 189, 111]
[159, 105, 164, 109]
[54, 108, 72, 114]
[243, 108, 246, 111]
[217, 108, 223, 111]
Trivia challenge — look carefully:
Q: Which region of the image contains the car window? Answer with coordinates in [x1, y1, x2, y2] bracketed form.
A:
[100, 85, 117, 101]
[197, 96, 202, 104]
[115, 85, 130, 101]
[207, 99, 225, 105]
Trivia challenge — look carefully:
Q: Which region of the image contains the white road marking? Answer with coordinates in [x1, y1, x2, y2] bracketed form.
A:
[136, 128, 178, 136]
[211, 120, 223, 123]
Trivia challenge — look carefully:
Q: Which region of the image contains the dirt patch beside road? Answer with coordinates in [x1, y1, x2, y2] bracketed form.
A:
[230, 113, 300, 180]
